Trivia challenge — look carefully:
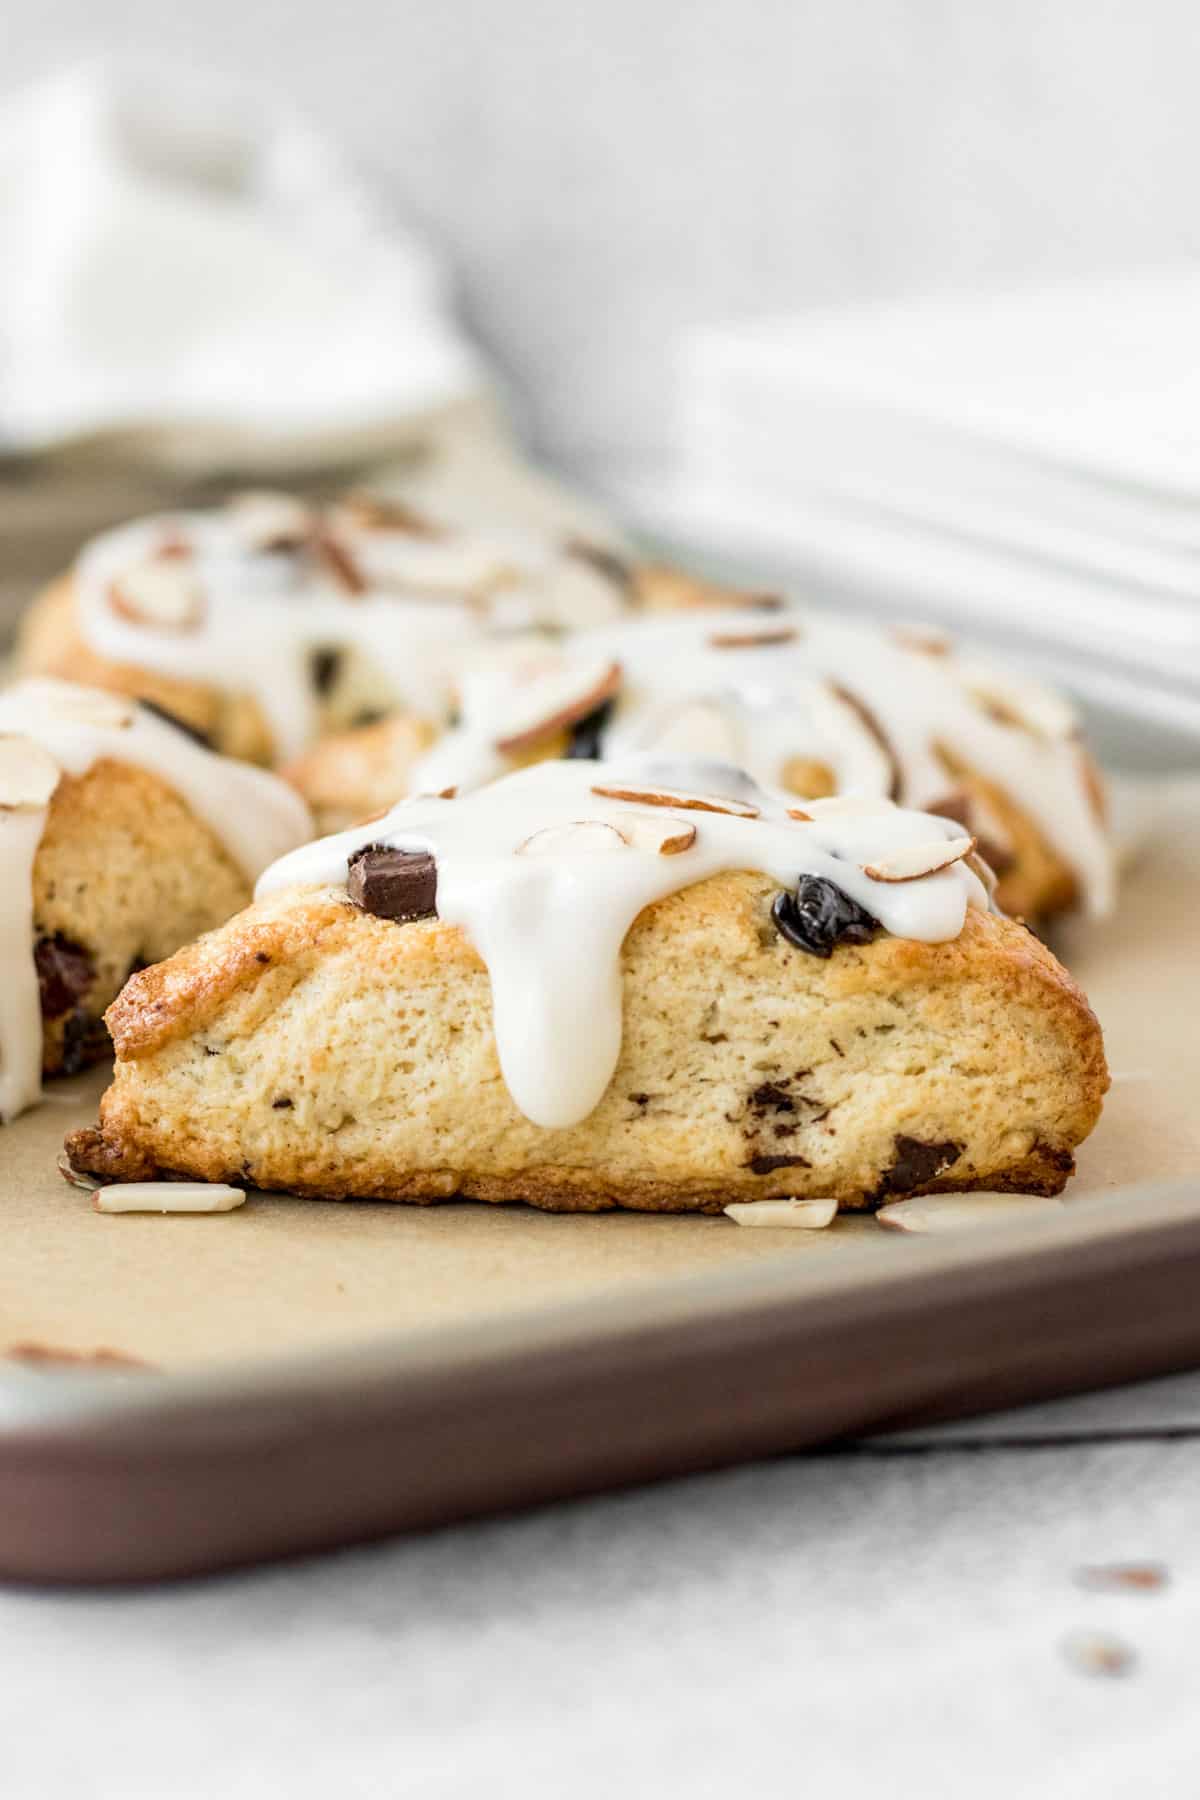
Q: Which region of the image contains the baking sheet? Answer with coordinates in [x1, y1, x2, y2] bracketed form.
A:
[0, 780, 1196, 1374]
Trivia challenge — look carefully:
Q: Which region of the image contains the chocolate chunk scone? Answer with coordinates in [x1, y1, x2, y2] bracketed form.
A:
[0, 679, 311, 1121]
[67, 759, 1107, 1212]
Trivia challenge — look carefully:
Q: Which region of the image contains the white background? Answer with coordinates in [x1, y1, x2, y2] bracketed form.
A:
[7, 0, 1200, 465]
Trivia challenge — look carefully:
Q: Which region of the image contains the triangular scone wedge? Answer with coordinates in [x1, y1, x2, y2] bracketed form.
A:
[67, 873, 1107, 1214]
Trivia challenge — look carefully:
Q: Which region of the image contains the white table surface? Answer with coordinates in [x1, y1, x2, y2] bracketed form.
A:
[3, 1373, 1198, 1800]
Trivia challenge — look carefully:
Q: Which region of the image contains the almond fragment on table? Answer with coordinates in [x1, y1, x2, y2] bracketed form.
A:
[724, 1198, 838, 1229]
[93, 1183, 246, 1215]
[864, 835, 975, 883]
[1062, 1631, 1137, 1678]
[0, 736, 61, 810]
[876, 1192, 1064, 1234]
[1076, 1563, 1168, 1594]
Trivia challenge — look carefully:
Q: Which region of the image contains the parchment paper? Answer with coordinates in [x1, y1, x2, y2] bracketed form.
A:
[0, 782, 1195, 1372]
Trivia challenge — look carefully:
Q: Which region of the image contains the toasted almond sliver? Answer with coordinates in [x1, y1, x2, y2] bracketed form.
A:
[57, 1151, 99, 1192]
[725, 1198, 838, 1229]
[606, 810, 697, 855]
[1076, 1563, 1168, 1594]
[708, 628, 798, 650]
[494, 659, 622, 755]
[864, 835, 976, 883]
[517, 820, 628, 857]
[876, 1192, 1064, 1234]
[893, 626, 952, 657]
[590, 782, 759, 819]
[93, 1183, 246, 1215]
[0, 736, 61, 810]
[110, 562, 204, 632]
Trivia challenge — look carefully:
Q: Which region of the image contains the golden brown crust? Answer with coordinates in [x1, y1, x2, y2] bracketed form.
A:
[34, 759, 252, 1076]
[18, 576, 276, 763]
[281, 715, 438, 834]
[75, 874, 1108, 1212]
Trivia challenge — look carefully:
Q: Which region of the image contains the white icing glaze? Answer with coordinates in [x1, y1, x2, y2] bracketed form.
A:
[0, 679, 313, 1124]
[73, 503, 628, 761]
[413, 608, 1115, 915]
[256, 757, 987, 1131]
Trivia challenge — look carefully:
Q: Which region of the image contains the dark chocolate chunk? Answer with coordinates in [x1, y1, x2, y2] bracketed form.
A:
[347, 845, 437, 921]
[771, 876, 879, 958]
[747, 1152, 812, 1175]
[34, 935, 94, 1019]
[874, 1135, 964, 1199]
[137, 699, 212, 748]
[565, 696, 616, 760]
[59, 1008, 109, 1077]
[310, 647, 343, 696]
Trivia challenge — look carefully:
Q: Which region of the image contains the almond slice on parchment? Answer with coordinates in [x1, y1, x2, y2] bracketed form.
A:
[876, 1192, 1064, 1233]
[864, 835, 975, 883]
[604, 810, 697, 855]
[517, 820, 628, 857]
[110, 562, 205, 632]
[94, 1182, 246, 1215]
[591, 781, 759, 819]
[494, 659, 622, 755]
[0, 736, 61, 810]
[725, 1198, 838, 1229]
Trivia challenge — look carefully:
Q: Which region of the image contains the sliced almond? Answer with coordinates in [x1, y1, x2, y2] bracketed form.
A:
[876, 1192, 1064, 1234]
[724, 1198, 838, 1229]
[606, 810, 697, 855]
[57, 1150, 100, 1191]
[633, 565, 784, 613]
[110, 562, 204, 632]
[893, 626, 952, 656]
[227, 490, 313, 552]
[826, 683, 901, 800]
[93, 1182, 246, 1214]
[37, 683, 136, 730]
[641, 699, 744, 763]
[494, 659, 622, 755]
[335, 493, 442, 537]
[591, 782, 759, 819]
[517, 820, 628, 857]
[780, 757, 836, 801]
[963, 672, 1077, 740]
[0, 736, 60, 810]
[708, 627, 798, 650]
[311, 529, 367, 596]
[864, 835, 975, 883]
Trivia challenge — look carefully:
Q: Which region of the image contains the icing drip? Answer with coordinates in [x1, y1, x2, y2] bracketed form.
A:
[0, 680, 313, 1123]
[412, 608, 1115, 916]
[257, 758, 986, 1130]
[73, 504, 628, 761]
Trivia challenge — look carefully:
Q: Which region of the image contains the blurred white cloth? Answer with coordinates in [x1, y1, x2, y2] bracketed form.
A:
[661, 275, 1200, 725]
[0, 59, 485, 473]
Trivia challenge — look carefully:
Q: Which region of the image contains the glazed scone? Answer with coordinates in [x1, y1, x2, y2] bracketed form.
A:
[393, 614, 1115, 923]
[0, 679, 311, 1121]
[67, 760, 1107, 1212]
